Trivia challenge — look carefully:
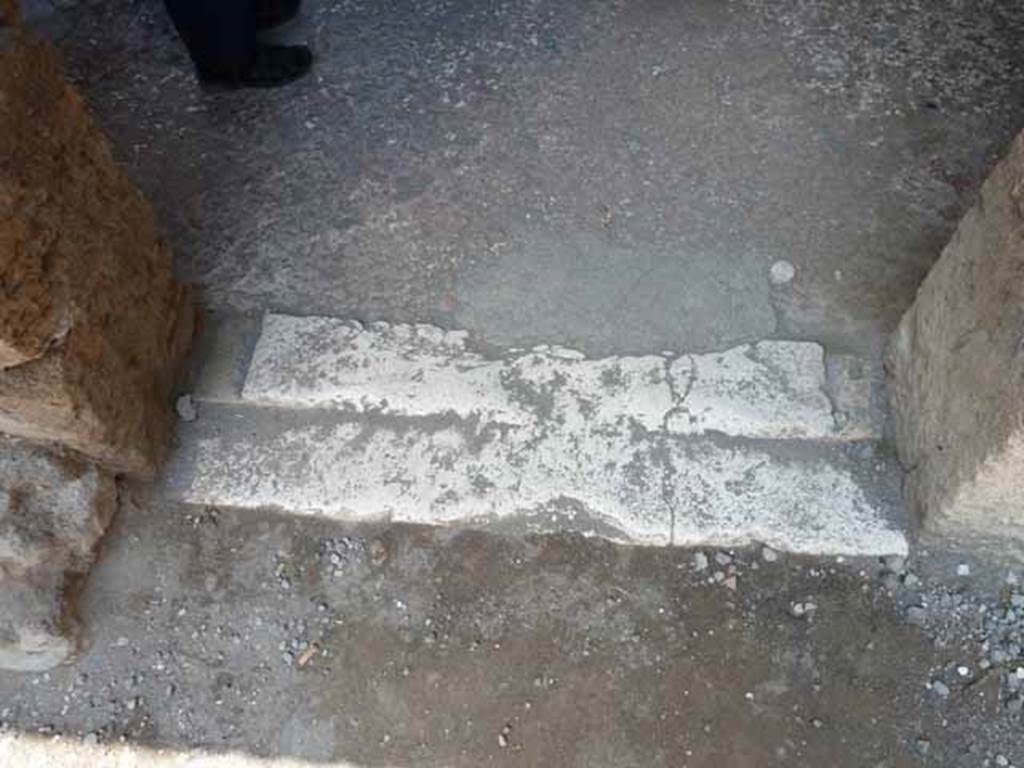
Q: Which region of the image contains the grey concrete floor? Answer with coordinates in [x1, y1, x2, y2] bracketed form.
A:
[48, 0, 1024, 357]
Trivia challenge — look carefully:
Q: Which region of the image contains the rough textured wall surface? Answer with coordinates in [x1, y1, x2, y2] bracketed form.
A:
[0, 438, 115, 671]
[0, 37, 192, 475]
[890, 131, 1024, 545]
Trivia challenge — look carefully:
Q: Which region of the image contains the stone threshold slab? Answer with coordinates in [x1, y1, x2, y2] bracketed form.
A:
[162, 405, 907, 557]
[237, 314, 882, 442]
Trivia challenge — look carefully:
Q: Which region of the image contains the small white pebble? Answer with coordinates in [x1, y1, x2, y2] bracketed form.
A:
[789, 601, 817, 619]
[769, 260, 796, 285]
[175, 394, 198, 422]
[956, 563, 970, 577]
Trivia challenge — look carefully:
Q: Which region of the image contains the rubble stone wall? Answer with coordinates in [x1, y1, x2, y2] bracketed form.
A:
[0, 37, 192, 476]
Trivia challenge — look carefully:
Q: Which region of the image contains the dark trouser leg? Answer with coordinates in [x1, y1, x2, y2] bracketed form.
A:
[163, 0, 258, 79]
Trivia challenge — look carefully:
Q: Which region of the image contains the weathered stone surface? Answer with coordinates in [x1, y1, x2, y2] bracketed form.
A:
[166, 404, 907, 557]
[890, 130, 1024, 541]
[172, 313, 903, 556]
[241, 314, 883, 440]
[826, 354, 886, 441]
[0, 438, 115, 575]
[0, 37, 192, 474]
[0, 438, 115, 670]
[0, 567, 76, 672]
[665, 342, 835, 439]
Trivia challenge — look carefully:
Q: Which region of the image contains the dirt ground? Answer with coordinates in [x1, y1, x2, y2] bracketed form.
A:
[0, 486, 1019, 767]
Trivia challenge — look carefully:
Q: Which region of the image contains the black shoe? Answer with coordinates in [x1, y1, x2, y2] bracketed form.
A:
[256, 0, 301, 31]
[200, 43, 313, 91]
